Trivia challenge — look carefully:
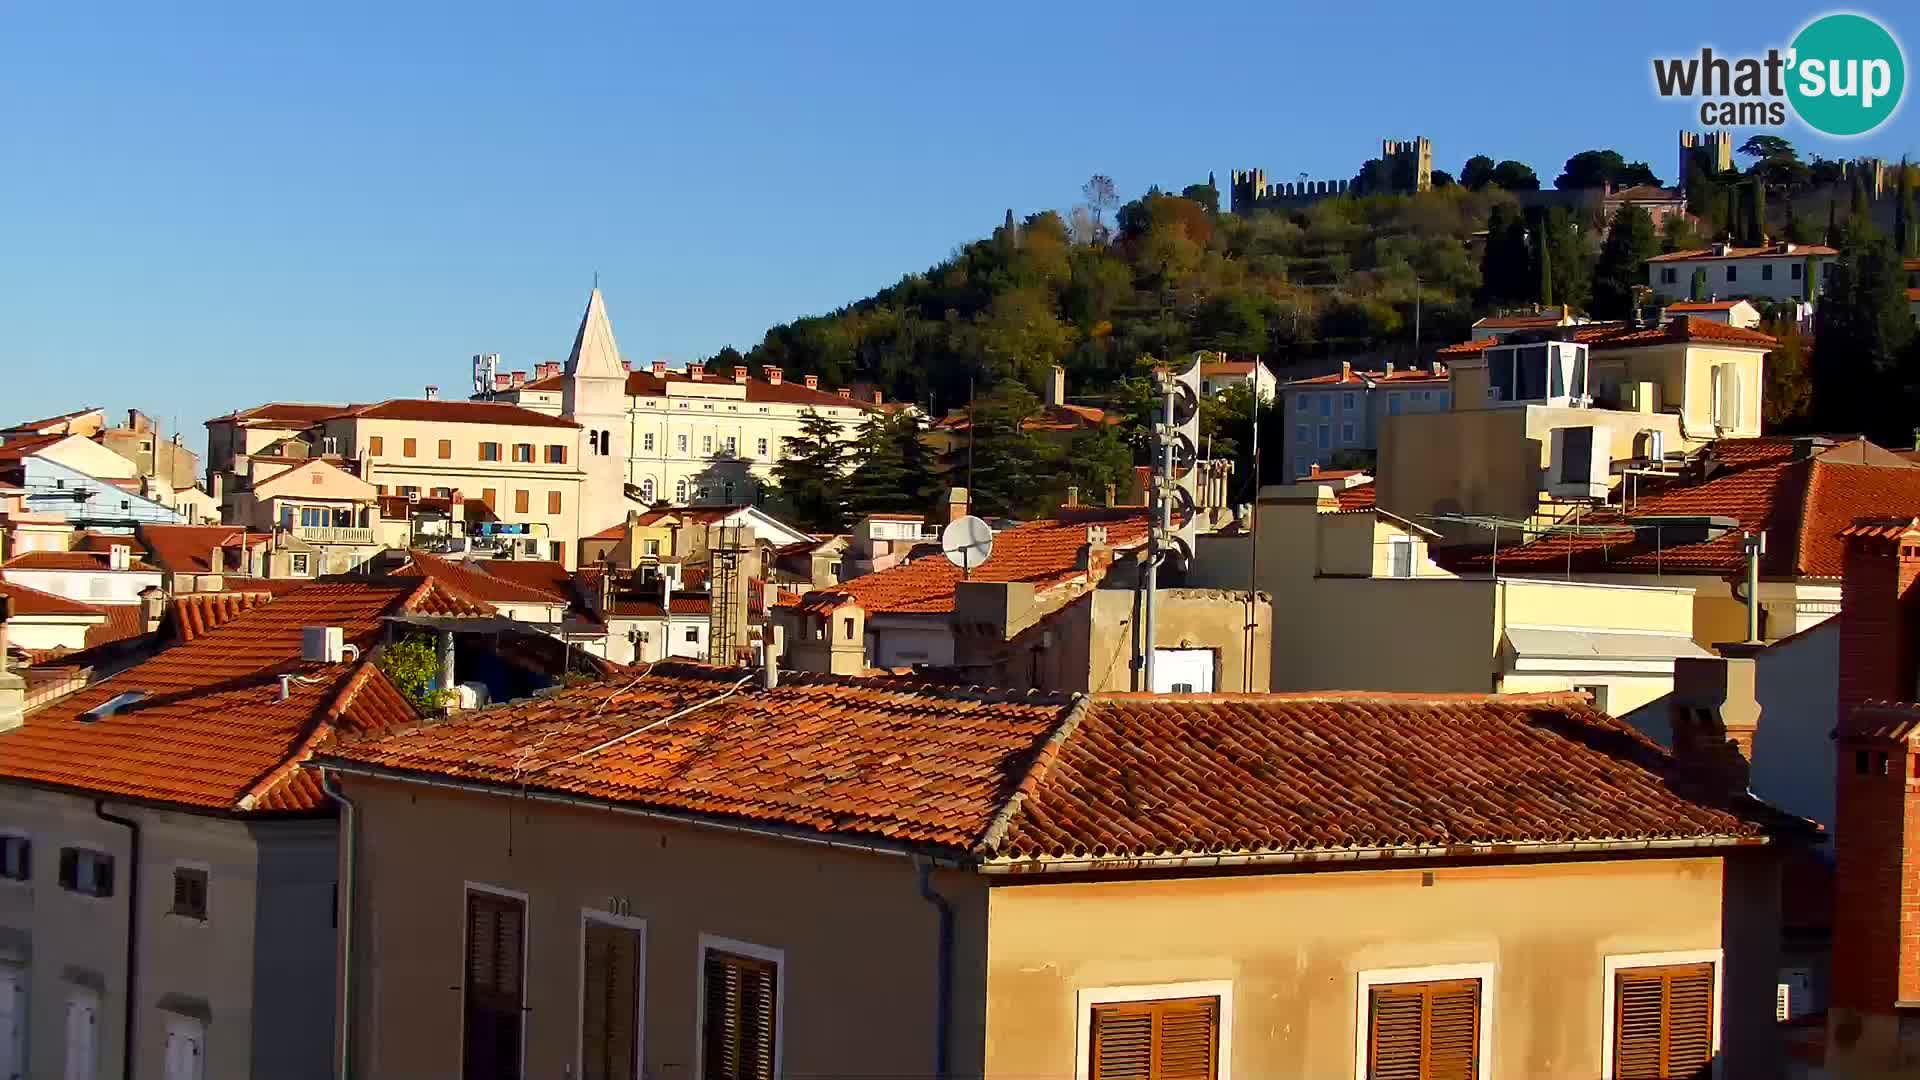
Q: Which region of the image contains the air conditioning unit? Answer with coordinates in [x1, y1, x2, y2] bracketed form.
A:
[1546, 425, 1611, 500]
[301, 626, 346, 664]
[407, 490, 421, 504]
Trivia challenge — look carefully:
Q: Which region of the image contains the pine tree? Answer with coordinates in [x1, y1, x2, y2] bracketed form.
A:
[942, 384, 1058, 519]
[1537, 226, 1554, 306]
[1813, 214, 1917, 441]
[1590, 204, 1658, 318]
[1748, 182, 1768, 246]
[844, 411, 941, 520]
[1895, 160, 1916, 258]
[768, 409, 851, 532]
[1690, 268, 1708, 302]
[1478, 204, 1533, 306]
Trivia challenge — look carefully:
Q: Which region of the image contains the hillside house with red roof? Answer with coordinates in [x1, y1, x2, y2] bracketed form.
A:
[313, 664, 1808, 1078]
[1647, 241, 1837, 304]
[1279, 360, 1451, 479]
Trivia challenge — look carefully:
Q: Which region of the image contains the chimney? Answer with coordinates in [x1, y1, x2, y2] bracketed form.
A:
[651, 360, 667, 376]
[1431, 361, 1445, 377]
[1309, 463, 1322, 477]
[109, 544, 130, 572]
[734, 366, 749, 385]
[871, 390, 883, 405]
[1666, 656, 1760, 791]
[837, 388, 851, 399]
[688, 363, 705, 381]
[511, 371, 526, 389]
[1831, 517, 1920, 1021]
[765, 366, 783, 385]
[1383, 362, 1395, 377]
[1341, 360, 1353, 381]
[424, 386, 439, 401]
[804, 375, 819, 390]
[945, 487, 971, 526]
[494, 373, 511, 391]
[1046, 365, 1067, 407]
[139, 585, 166, 634]
[1104, 483, 1117, 507]
[1066, 486, 1080, 507]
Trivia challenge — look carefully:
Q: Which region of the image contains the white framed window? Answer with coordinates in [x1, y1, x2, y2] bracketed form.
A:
[290, 553, 311, 577]
[677, 434, 688, 454]
[1076, 980, 1233, 1080]
[675, 479, 688, 504]
[723, 437, 736, 457]
[643, 540, 660, 557]
[756, 438, 768, 457]
[64, 988, 99, 1080]
[1353, 962, 1494, 1080]
[1388, 537, 1415, 579]
[163, 1014, 206, 1080]
[640, 479, 655, 503]
[579, 908, 647, 1080]
[696, 934, 784, 1080]
[1575, 683, 1613, 714]
[462, 882, 529, 1080]
[59, 848, 114, 898]
[702, 436, 713, 455]
[643, 433, 655, 452]
[684, 627, 698, 644]
[1601, 950, 1720, 1080]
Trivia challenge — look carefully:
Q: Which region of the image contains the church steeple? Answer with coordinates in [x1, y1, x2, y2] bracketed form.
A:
[565, 287, 624, 379]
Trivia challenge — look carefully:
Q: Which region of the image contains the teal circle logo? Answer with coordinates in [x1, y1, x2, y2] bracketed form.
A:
[1788, 13, 1905, 136]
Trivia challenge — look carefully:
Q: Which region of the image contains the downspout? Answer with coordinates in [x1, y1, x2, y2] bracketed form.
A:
[321, 770, 356, 1080]
[914, 857, 954, 1080]
[94, 801, 140, 1080]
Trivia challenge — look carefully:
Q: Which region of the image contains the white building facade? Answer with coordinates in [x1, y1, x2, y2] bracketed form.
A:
[1647, 242, 1838, 303]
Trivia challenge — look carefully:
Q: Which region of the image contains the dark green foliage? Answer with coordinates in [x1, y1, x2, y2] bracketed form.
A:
[1813, 215, 1918, 442]
[1479, 203, 1533, 306]
[375, 634, 449, 712]
[945, 384, 1058, 519]
[844, 411, 941, 520]
[1488, 160, 1540, 191]
[1556, 149, 1661, 191]
[1461, 155, 1496, 191]
[1590, 204, 1657, 318]
[768, 410, 851, 532]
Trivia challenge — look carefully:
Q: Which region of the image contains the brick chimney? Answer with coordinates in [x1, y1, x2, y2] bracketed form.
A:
[688, 363, 705, 381]
[871, 389, 883, 405]
[765, 366, 783, 385]
[1666, 656, 1760, 792]
[1831, 517, 1920, 1029]
[945, 487, 971, 526]
[651, 360, 667, 376]
[1046, 365, 1067, 407]
[139, 585, 166, 634]
[837, 388, 851, 399]
[734, 366, 749, 385]
[804, 375, 819, 390]
[1340, 360, 1353, 382]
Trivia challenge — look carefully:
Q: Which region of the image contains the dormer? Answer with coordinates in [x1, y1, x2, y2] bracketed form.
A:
[1482, 339, 1590, 408]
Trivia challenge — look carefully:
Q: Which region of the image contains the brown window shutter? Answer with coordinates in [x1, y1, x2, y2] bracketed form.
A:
[548, 491, 563, 515]
[369, 436, 383, 456]
[403, 438, 417, 458]
[514, 490, 530, 514]
[463, 891, 524, 1080]
[439, 439, 453, 459]
[1614, 963, 1713, 1079]
[581, 923, 641, 1080]
[704, 949, 777, 1080]
[1368, 979, 1479, 1080]
[1089, 997, 1218, 1080]
[481, 488, 496, 508]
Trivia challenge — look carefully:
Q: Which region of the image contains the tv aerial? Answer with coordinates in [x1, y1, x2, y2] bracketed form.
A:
[471, 353, 500, 398]
[941, 515, 995, 578]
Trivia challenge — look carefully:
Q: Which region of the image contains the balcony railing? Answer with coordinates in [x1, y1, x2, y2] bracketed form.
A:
[290, 524, 376, 545]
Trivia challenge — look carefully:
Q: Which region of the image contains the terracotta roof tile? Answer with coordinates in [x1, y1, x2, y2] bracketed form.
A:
[1437, 317, 1771, 358]
[789, 511, 1150, 615]
[134, 524, 268, 574]
[0, 579, 105, 618]
[393, 552, 558, 609]
[1284, 367, 1449, 386]
[1648, 244, 1837, 262]
[340, 399, 580, 429]
[0, 433, 70, 464]
[0, 579, 430, 813]
[84, 605, 149, 649]
[2, 550, 161, 573]
[669, 593, 711, 616]
[455, 559, 574, 604]
[210, 402, 354, 427]
[2, 407, 101, 435]
[319, 676, 1803, 860]
[622, 369, 878, 410]
[172, 590, 277, 642]
[1333, 481, 1377, 512]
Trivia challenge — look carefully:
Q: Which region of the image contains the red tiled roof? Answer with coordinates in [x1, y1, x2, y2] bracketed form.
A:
[210, 402, 353, 428]
[0, 579, 442, 813]
[1472, 314, 1567, 329]
[469, 559, 575, 604]
[2, 407, 102, 435]
[393, 552, 559, 609]
[669, 593, 711, 616]
[1200, 360, 1257, 375]
[172, 590, 278, 642]
[622, 369, 877, 410]
[134, 524, 267, 574]
[789, 511, 1151, 615]
[1648, 244, 1837, 262]
[0, 580, 104, 618]
[1436, 316, 1772, 357]
[339, 399, 581, 429]
[935, 404, 1118, 433]
[0, 433, 68, 464]
[1665, 300, 1746, 312]
[1284, 367, 1448, 387]
[2, 550, 161, 573]
[1450, 438, 1920, 580]
[318, 674, 1801, 860]
[83, 604, 150, 649]
[1333, 481, 1377, 512]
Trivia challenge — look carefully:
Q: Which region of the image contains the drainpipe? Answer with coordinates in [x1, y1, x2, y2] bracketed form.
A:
[1741, 530, 1766, 643]
[94, 801, 140, 1080]
[914, 857, 954, 1080]
[321, 770, 357, 1080]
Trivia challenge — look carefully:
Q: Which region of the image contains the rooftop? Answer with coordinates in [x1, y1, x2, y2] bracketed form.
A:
[336, 399, 581, 430]
[2, 550, 162, 574]
[1648, 244, 1839, 262]
[0, 579, 106, 618]
[623, 367, 878, 411]
[1285, 366, 1448, 387]
[207, 402, 355, 428]
[1436, 316, 1774, 357]
[394, 552, 573, 609]
[316, 671, 1803, 863]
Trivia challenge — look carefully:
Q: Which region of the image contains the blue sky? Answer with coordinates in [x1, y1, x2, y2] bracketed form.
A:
[2, 1, 1914, 456]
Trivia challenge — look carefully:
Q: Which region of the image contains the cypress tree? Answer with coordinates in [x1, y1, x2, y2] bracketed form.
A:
[1749, 182, 1768, 246]
[1537, 226, 1554, 306]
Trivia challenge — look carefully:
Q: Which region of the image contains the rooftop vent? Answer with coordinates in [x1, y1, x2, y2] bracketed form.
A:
[80, 691, 147, 722]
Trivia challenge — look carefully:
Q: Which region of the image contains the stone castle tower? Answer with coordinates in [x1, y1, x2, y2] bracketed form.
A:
[561, 287, 631, 533]
[1381, 137, 1433, 193]
[1679, 130, 1733, 182]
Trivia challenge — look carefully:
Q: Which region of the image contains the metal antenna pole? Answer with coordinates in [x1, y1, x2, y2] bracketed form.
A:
[1245, 358, 1261, 692]
[1143, 369, 1173, 693]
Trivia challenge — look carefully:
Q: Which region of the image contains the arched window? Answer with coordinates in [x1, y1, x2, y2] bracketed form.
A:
[640, 478, 656, 503]
[675, 478, 688, 504]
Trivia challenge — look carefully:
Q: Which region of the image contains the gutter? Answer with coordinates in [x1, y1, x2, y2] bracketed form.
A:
[977, 834, 1769, 875]
[914, 857, 954, 1080]
[311, 760, 969, 868]
[94, 801, 140, 1080]
[320, 770, 357, 1080]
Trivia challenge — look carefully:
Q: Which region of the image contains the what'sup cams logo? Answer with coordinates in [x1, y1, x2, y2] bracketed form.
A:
[1653, 12, 1905, 136]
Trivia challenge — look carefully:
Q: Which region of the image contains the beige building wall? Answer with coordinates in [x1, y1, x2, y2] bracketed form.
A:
[622, 381, 871, 507]
[339, 777, 991, 1079]
[1085, 587, 1271, 693]
[0, 786, 337, 1079]
[983, 853, 1781, 1079]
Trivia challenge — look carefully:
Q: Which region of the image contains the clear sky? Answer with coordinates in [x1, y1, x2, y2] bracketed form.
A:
[2, 1, 1914, 457]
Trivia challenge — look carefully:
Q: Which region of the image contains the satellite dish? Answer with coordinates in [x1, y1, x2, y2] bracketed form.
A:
[941, 515, 994, 574]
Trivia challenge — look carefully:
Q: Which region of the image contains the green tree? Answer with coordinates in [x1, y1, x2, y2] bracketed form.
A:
[1896, 161, 1916, 258]
[1180, 180, 1221, 214]
[1739, 135, 1794, 162]
[1479, 203, 1533, 306]
[844, 410, 941, 520]
[1540, 208, 1589, 310]
[1461, 155, 1496, 190]
[945, 384, 1057, 519]
[1783, 204, 1816, 245]
[1813, 215, 1917, 441]
[1556, 149, 1629, 190]
[1536, 223, 1554, 305]
[1662, 213, 1703, 253]
[1590, 204, 1658, 318]
[1761, 323, 1814, 431]
[1063, 423, 1135, 506]
[1690, 268, 1709, 301]
[1745, 181, 1767, 246]
[769, 409, 851, 532]
[1489, 160, 1541, 191]
[375, 634, 446, 712]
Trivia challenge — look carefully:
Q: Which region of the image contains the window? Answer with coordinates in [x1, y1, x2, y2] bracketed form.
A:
[1342, 392, 1357, 412]
[403, 438, 418, 458]
[290, 553, 311, 577]
[64, 990, 99, 1080]
[1341, 422, 1357, 445]
[1711, 365, 1742, 430]
[172, 866, 208, 921]
[550, 542, 564, 562]
[548, 491, 563, 515]
[1087, 997, 1218, 1080]
[512, 444, 534, 463]
[547, 444, 568, 464]
[643, 433, 655, 452]
[1296, 396, 1309, 413]
[0, 968, 22, 1079]
[677, 434, 689, 454]
[398, 486, 419, 498]
[1359, 968, 1487, 1080]
[640, 479, 655, 503]
[644, 540, 660, 556]
[0, 835, 29, 881]
[1297, 426, 1311, 444]
[1607, 959, 1715, 1079]
[1576, 683, 1612, 714]
[438, 439, 453, 460]
[756, 438, 768, 457]
[1792, 262, 1804, 280]
[1317, 426, 1330, 450]
[724, 437, 737, 457]
[1388, 395, 1403, 416]
[675, 479, 688, 503]
[722, 481, 735, 503]
[163, 1014, 205, 1080]
[701, 942, 780, 1080]
[1726, 265, 1737, 282]
[1389, 537, 1414, 579]
[1317, 396, 1331, 417]
[480, 488, 497, 508]
[58, 848, 114, 897]
[368, 436, 384, 456]
[580, 914, 645, 1080]
[1761, 263, 1773, 281]
[1661, 267, 1677, 284]
[464, 889, 525, 1080]
[514, 490, 530, 514]
[480, 442, 502, 462]
[685, 627, 699, 644]
[702, 436, 714, 455]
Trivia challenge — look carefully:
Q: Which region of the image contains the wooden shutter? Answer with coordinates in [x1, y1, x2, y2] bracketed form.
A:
[548, 491, 563, 515]
[463, 891, 524, 1080]
[581, 923, 641, 1080]
[1089, 997, 1218, 1080]
[702, 949, 776, 1080]
[1368, 979, 1480, 1080]
[1613, 963, 1713, 1080]
[514, 490, 530, 514]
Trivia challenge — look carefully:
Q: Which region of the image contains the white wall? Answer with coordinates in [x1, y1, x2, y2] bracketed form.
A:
[1649, 254, 1833, 302]
[1, 569, 162, 606]
[868, 617, 955, 668]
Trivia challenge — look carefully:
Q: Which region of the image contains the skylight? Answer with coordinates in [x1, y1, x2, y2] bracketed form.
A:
[79, 691, 146, 722]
